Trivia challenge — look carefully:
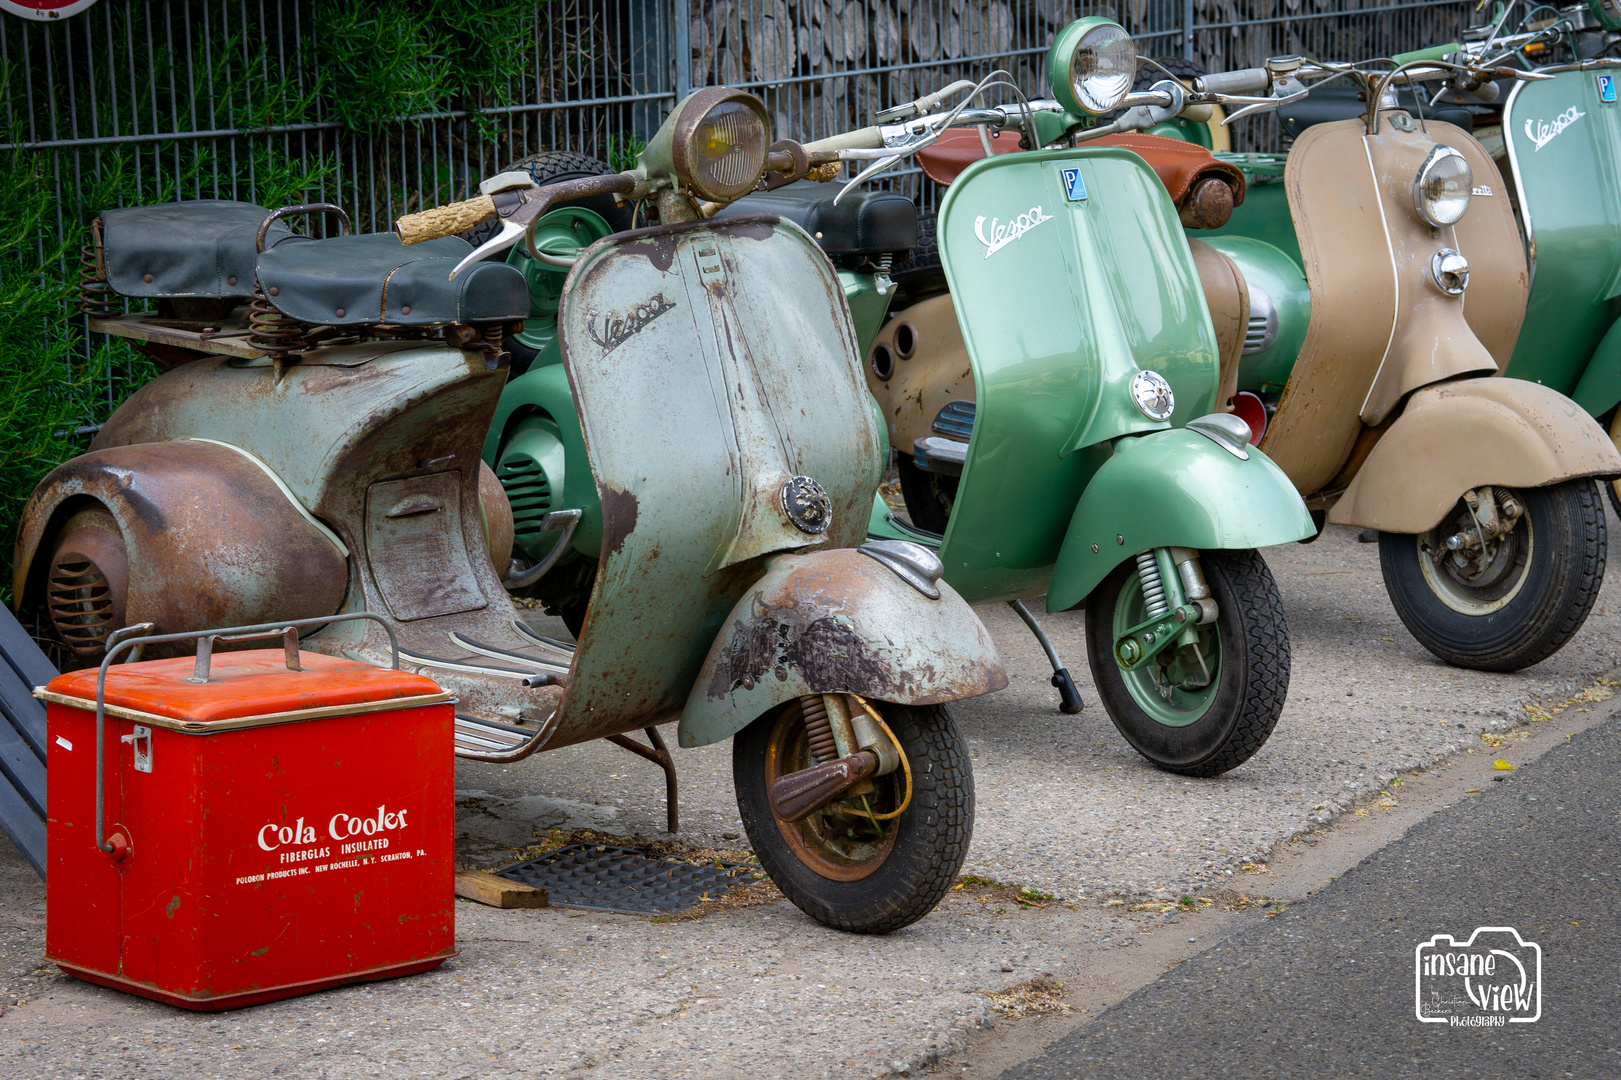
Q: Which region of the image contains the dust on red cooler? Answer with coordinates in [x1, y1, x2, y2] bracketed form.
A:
[39, 643, 456, 1009]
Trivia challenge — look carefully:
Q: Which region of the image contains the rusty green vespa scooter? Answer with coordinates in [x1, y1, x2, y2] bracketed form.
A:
[21, 88, 1006, 933]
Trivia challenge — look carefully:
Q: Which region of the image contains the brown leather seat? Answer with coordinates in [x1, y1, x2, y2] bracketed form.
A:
[917, 129, 1245, 227]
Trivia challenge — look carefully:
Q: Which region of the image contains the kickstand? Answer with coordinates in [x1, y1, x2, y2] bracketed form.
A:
[1008, 599, 1085, 714]
[605, 726, 679, 834]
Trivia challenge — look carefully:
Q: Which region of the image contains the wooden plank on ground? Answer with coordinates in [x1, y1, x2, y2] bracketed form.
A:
[455, 870, 548, 909]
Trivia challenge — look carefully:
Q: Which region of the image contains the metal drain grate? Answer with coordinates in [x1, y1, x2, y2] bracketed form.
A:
[494, 843, 766, 915]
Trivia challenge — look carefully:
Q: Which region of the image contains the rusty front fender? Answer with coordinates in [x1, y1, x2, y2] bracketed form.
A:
[14, 440, 349, 634]
[677, 548, 1007, 749]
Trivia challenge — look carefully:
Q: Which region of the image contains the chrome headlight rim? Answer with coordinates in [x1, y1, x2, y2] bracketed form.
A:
[1412, 144, 1473, 228]
[671, 87, 771, 203]
[1046, 17, 1137, 117]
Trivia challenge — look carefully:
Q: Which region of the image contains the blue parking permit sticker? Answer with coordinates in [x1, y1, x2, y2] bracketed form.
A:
[1601, 74, 1617, 102]
[1061, 166, 1088, 201]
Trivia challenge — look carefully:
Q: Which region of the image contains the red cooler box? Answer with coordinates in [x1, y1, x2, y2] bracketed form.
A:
[39, 636, 456, 1010]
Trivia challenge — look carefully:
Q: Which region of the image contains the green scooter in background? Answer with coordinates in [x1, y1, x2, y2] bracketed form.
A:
[849, 19, 1317, 776]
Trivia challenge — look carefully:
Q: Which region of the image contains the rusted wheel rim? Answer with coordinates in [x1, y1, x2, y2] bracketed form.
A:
[765, 701, 900, 882]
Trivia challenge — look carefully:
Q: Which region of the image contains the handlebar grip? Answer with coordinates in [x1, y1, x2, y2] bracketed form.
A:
[803, 126, 885, 152]
[1197, 68, 1270, 95]
[396, 194, 497, 245]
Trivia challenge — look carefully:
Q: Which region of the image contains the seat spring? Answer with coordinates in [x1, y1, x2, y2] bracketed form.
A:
[78, 224, 120, 317]
[247, 284, 309, 357]
[800, 694, 836, 764]
[1136, 551, 1169, 619]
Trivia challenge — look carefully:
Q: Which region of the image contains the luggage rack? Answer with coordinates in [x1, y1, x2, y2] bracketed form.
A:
[88, 311, 266, 362]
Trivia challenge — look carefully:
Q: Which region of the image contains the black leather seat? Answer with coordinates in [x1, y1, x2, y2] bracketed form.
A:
[100, 200, 300, 300]
[718, 181, 918, 257]
[254, 232, 529, 328]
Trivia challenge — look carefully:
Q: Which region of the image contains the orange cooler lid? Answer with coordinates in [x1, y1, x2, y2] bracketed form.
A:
[44, 651, 448, 726]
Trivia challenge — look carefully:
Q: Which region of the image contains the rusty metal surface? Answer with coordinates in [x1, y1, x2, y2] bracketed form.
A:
[14, 441, 347, 641]
[678, 547, 1006, 749]
[551, 215, 884, 749]
[365, 472, 489, 622]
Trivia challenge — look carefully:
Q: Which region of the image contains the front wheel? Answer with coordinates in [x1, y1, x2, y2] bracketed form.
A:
[1379, 480, 1605, 671]
[733, 699, 972, 934]
[1085, 548, 1290, 777]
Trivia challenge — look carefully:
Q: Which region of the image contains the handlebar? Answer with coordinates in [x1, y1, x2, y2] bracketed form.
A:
[397, 194, 499, 245]
[1195, 68, 1270, 95]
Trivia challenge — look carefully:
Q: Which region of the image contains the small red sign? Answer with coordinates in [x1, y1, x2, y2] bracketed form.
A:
[1, 0, 102, 19]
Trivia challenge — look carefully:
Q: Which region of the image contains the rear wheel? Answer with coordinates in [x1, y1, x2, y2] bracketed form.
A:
[1085, 549, 1289, 776]
[733, 698, 972, 934]
[1380, 481, 1604, 671]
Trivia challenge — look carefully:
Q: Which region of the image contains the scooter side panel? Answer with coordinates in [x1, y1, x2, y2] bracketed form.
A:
[551, 217, 880, 745]
[1262, 118, 1403, 495]
[1045, 430, 1315, 611]
[935, 147, 1222, 604]
[1503, 70, 1621, 402]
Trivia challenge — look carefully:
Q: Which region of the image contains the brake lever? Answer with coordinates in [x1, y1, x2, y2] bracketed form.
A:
[1219, 86, 1310, 126]
[450, 218, 525, 280]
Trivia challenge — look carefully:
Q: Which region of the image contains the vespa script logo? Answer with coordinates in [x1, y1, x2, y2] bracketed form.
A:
[1415, 926, 1542, 1026]
[1524, 105, 1585, 152]
[974, 205, 1055, 259]
[586, 293, 676, 353]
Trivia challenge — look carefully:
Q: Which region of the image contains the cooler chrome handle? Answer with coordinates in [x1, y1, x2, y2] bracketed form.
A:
[93, 613, 401, 857]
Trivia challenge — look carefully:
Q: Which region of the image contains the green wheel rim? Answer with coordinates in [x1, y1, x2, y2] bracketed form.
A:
[1111, 565, 1222, 727]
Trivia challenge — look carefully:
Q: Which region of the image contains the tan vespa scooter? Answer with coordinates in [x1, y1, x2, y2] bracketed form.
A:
[1198, 60, 1621, 671]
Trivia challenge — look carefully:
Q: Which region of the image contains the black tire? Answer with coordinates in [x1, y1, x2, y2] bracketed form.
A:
[1379, 480, 1606, 672]
[1085, 549, 1290, 777]
[896, 452, 956, 534]
[463, 151, 634, 250]
[734, 701, 973, 934]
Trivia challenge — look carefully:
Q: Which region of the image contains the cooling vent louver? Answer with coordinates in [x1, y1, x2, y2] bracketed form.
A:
[497, 455, 554, 545]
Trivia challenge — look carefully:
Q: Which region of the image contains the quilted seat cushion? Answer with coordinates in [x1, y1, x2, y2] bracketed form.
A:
[254, 232, 529, 327]
[717, 181, 918, 256]
[100, 200, 299, 299]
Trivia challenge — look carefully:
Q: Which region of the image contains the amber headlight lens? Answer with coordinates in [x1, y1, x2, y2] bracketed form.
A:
[1413, 145, 1472, 227]
[1071, 23, 1136, 114]
[676, 91, 770, 202]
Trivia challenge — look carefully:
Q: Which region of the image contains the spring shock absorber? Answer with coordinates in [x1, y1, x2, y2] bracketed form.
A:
[1135, 551, 1169, 618]
[247, 284, 309, 359]
[799, 694, 837, 764]
[78, 219, 121, 318]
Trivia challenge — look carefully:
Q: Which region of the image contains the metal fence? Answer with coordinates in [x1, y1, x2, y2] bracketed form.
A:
[3, 0, 1477, 240]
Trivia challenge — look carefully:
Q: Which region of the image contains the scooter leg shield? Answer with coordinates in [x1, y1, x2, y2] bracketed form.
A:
[14, 441, 348, 647]
[1044, 427, 1316, 613]
[677, 548, 1007, 749]
[1327, 379, 1621, 534]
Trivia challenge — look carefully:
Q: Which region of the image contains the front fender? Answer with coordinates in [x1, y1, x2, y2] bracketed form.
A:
[1045, 428, 1315, 612]
[1328, 378, 1621, 533]
[678, 548, 1007, 748]
[14, 441, 348, 632]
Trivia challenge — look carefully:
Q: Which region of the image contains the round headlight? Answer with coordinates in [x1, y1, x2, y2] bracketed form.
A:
[672, 88, 770, 202]
[1047, 19, 1136, 116]
[1413, 145, 1472, 227]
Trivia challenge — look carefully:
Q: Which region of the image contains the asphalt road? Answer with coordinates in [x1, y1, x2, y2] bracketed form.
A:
[1000, 711, 1621, 1080]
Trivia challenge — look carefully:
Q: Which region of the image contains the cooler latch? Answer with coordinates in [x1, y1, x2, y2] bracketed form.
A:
[120, 726, 153, 773]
